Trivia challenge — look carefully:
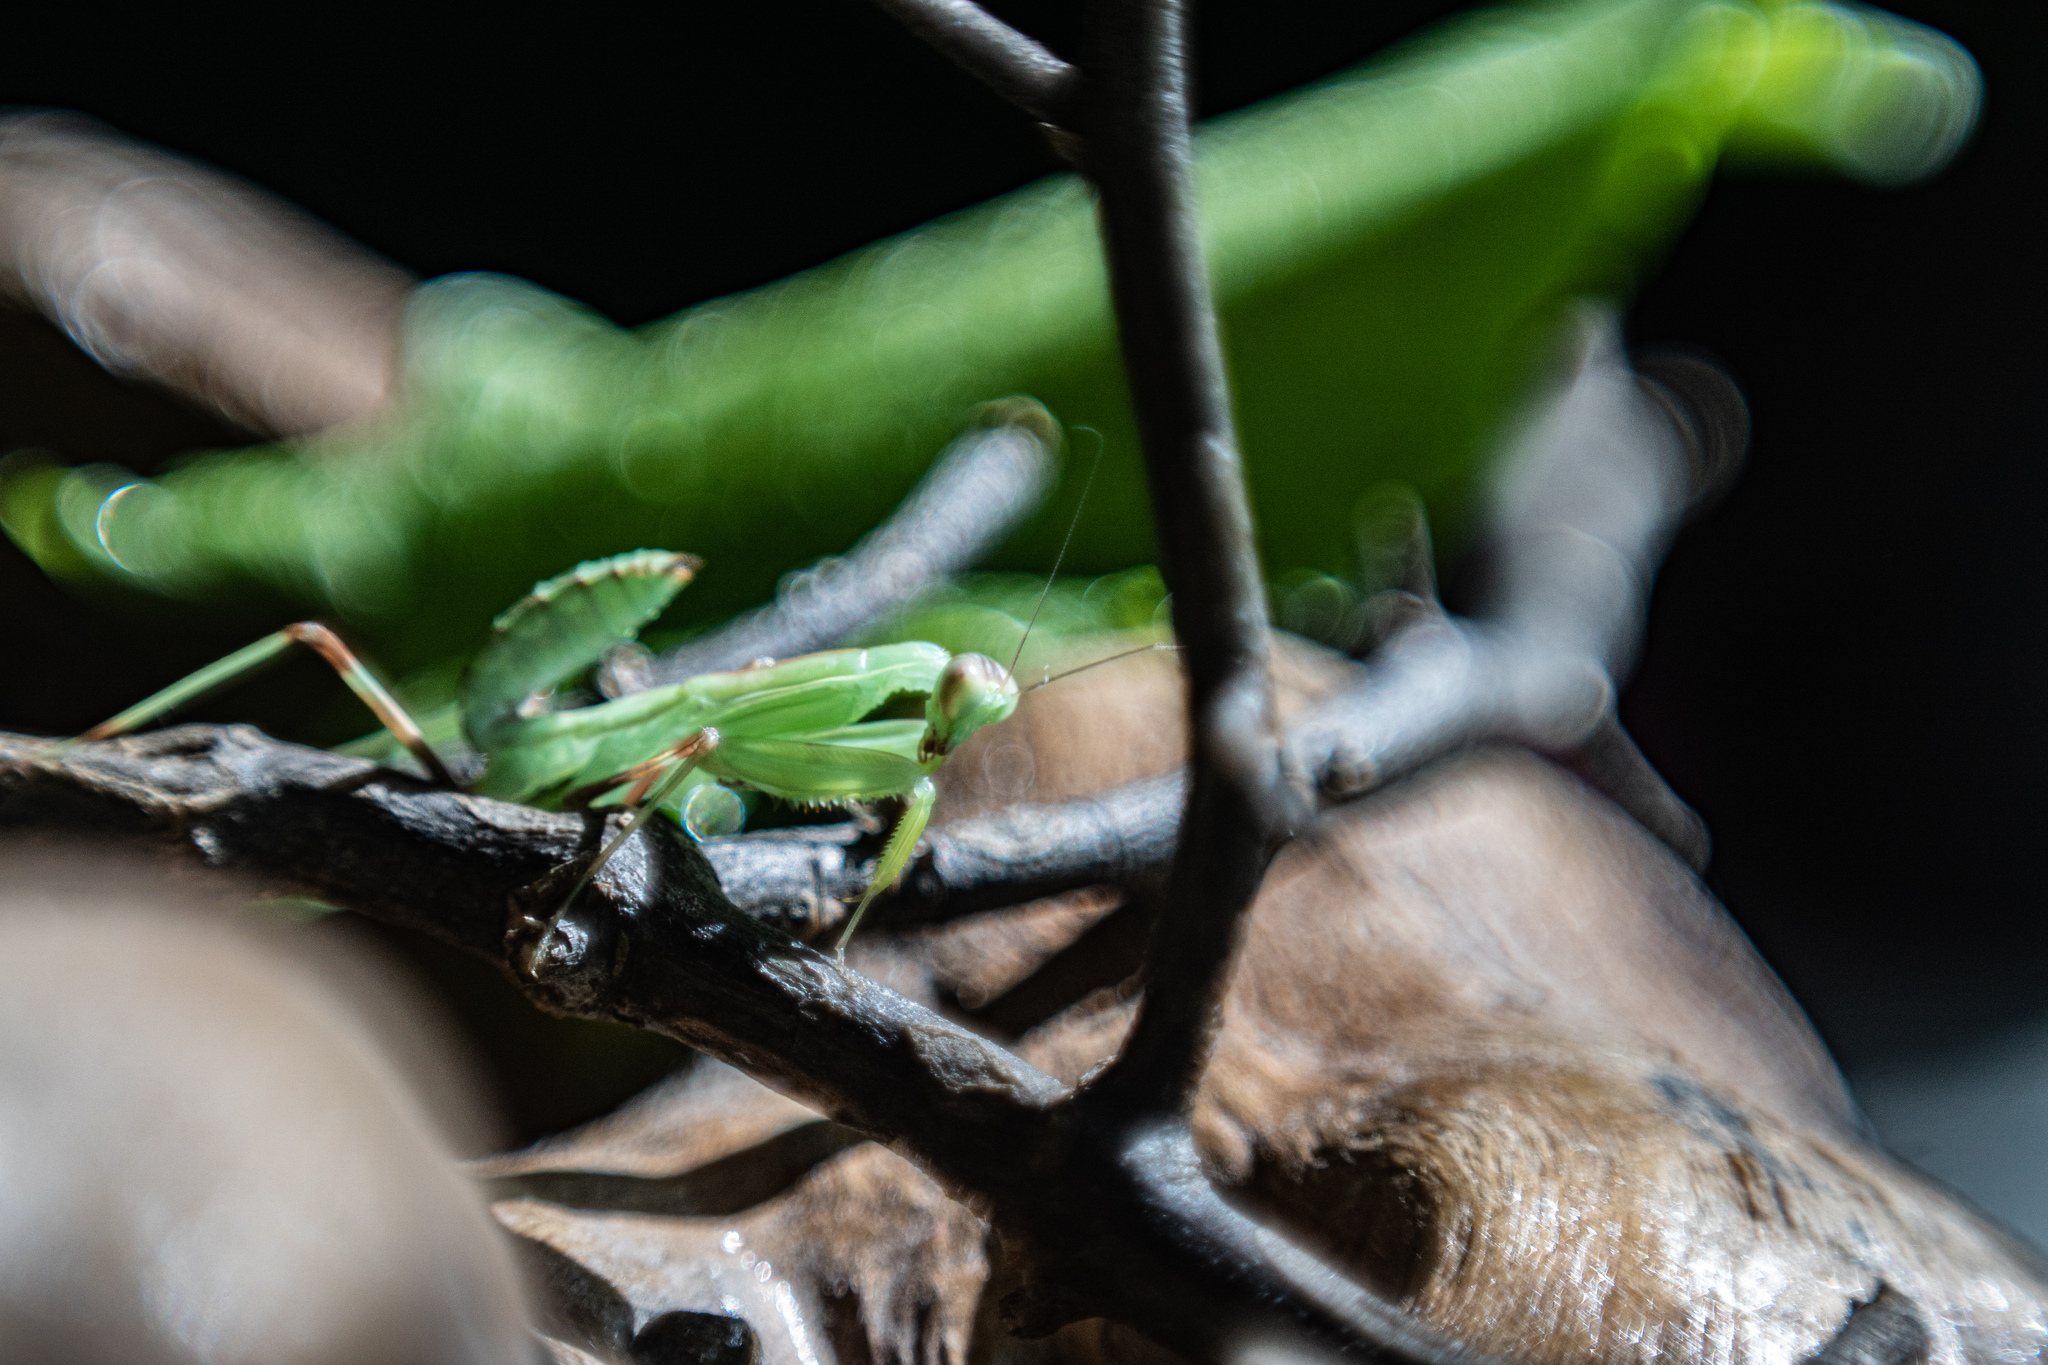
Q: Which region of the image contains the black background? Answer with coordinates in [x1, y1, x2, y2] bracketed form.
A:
[2, 0, 2040, 1125]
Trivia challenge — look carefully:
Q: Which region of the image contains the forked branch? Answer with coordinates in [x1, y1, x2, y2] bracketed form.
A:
[868, 0, 1084, 129]
[872, 0, 1297, 1126]
[868, 3, 1450, 1358]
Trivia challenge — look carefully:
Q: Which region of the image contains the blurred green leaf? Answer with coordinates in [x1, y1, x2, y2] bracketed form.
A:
[3, 0, 1977, 679]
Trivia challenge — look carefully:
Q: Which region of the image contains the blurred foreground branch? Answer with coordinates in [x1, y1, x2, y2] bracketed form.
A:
[0, 111, 412, 436]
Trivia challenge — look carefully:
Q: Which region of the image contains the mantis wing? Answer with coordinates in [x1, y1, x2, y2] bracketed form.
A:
[680, 645, 950, 738]
[463, 550, 698, 749]
[468, 682, 705, 803]
[710, 734, 926, 805]
[787, 720, 925, 761]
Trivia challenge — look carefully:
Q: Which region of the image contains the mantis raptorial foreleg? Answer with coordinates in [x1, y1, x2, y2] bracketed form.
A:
[70, 621, 455, 787]
[835, 776, 937, 957]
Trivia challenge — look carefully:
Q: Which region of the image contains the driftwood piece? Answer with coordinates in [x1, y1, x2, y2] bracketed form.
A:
[908, 648, 2044, 1363]
[452, 678, 2048, 1365]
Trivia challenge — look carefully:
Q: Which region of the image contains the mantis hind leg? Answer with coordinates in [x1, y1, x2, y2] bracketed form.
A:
[72, 622, 455, 786]
[834, 776, 937, 959]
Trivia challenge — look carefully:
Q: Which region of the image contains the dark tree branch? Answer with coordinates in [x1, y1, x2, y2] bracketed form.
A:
[648, 403, 1057, 685]
[868, 0, 1084, 129]
[1071, 0, 1296, 1120]
[865, 7, 1440, 1353]
[877, 0, 1292, 1122]
[702, 772, 1185, 935]
[1287, 609, 1710, 870]
[0, 727, 1064, 1145]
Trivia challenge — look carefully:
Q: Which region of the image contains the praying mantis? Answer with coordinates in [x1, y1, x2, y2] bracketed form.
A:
[68, 547, 1027, 955]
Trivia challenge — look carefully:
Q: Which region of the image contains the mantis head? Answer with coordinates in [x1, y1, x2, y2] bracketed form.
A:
[921, 653, 1019, 761]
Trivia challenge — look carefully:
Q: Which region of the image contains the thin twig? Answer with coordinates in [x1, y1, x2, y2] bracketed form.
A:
[701, 772, 1186, 935]
[868, 0, 1084, 129]
[648, 402, 1058, 685]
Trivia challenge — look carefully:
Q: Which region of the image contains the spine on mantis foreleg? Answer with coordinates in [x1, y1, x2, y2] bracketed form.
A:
[461, 549, 699, 751]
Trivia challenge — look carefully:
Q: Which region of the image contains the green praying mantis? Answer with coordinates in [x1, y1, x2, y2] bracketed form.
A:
[67, 547, 1028, 954]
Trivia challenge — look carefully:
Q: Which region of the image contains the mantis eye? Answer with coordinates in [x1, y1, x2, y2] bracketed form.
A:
[926, 653, 1020, 756]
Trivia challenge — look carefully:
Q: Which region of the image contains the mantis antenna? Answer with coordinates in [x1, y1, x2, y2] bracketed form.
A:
[1026, 640, 1182, 693]
[836, 433, 1101, 959]
[1007, 427, 1104, 681]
